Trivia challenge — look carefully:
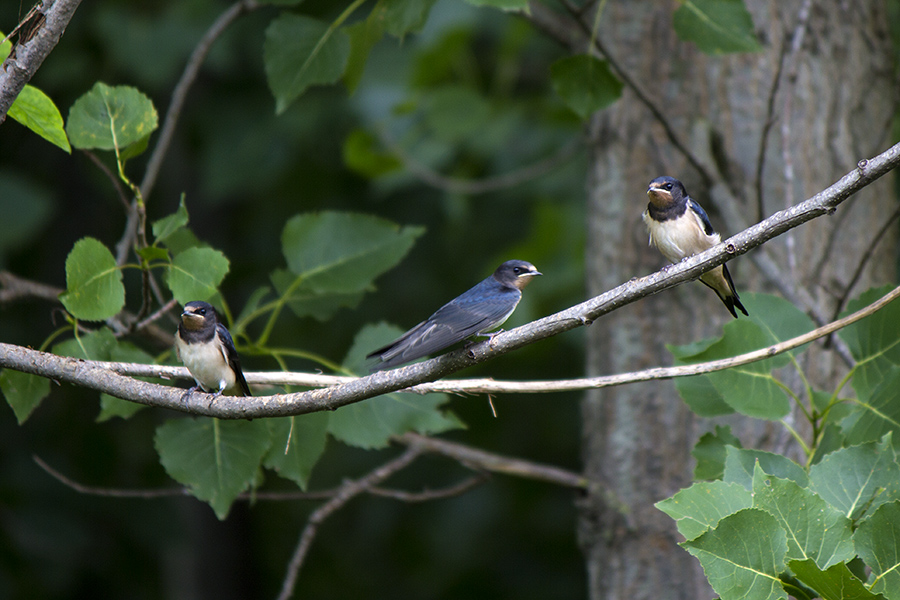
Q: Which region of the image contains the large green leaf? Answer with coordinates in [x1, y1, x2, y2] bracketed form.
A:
[682, 508, 788, 600]
[692, 425, 743, 480]
[53, 327, 117, 361]
[343, 16, 385, 94]
[655, 480, 752, 540]
[853, 501, 900, 599]
[264, 14, 350, 114]
[270, 268, 365, 321]
[423, 85, 494, 144]
[673, 0, 762, 54]
[788, 560, 884, 600]
[281, 212, 422, 294]
[327, 323, 463, 449]
[751, 464, 854, 569]
[263, 414, 330, 490]
[155, 418, 272, 519]
[668, 293, 814, 420]
[809, 435, 900, 521]
[844, 367, 900, 448]
[9, 85, 71, 153]
[0, 369, 51, 425]
[166, 247, 229, 304]
[66, 82, 158, 151]
[381, 0, 439, 39]
[724, 447, 808, 490]
[550, 55, 623, 120]
[59, 237, 126, 321]
[839, 285, 900, 403]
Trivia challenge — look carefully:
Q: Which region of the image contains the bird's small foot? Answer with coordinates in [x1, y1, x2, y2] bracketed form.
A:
[480, 330, 504, 348]
[180, 385, 200, 403]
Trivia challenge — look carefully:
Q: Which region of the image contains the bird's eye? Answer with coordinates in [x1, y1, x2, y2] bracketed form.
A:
[513, 267, 521, 274]
[664, 183, 673, 191]
[197, 308, 206, 315]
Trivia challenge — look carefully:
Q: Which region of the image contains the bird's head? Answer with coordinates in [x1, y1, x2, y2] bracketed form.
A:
[495, 260, 542, 290]
[647, 176, 687, 209]
[181, 301, 217, 332]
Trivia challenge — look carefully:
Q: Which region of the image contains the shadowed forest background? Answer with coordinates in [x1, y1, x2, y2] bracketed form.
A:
[1, 1, 899, 599]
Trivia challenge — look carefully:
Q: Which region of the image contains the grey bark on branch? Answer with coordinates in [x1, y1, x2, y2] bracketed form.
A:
[0, 0, 83, 124]
[1, 141, 899, 418]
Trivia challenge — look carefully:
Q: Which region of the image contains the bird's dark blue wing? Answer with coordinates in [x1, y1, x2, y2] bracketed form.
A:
[216, 323, 251, 396]
[369, 279, 521, 370]
[687, 199, 715, 236]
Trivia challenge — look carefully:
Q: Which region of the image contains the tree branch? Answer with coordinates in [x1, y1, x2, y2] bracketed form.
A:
[0, 0, 83, 124]
[276, 447, 422, 600]
[1, 141, 898, 417]
[76, 282, 898, 396]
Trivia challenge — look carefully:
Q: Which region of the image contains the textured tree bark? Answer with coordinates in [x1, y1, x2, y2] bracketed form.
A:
[579, 1, 896, 598]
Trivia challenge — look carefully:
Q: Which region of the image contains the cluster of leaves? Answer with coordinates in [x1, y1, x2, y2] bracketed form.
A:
[657, 287, 900, 599]
[0, 81, 465, 519]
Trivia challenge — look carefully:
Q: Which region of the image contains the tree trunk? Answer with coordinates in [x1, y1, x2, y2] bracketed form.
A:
[578, 1, 897, 598]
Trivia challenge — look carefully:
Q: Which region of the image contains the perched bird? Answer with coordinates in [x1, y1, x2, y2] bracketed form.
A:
[367, 260, 542, 371]
[174, 301, 251, 396]
[643, 176, 748, 318]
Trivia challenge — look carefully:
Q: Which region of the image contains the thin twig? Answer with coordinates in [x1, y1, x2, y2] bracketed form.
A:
[83, 150, 131, 211]
[755, 40, 787, 222]
[33, 455, 189, 498]
[277, 447, 422, 600]
[0, 270, 62, 303]
[367, 474, 490, 502]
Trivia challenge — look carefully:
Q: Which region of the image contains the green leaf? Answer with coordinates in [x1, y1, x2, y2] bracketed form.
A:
[809, 435, 900, 521]
[845, 367, 900, 448]
[381, 0, 439, 38]
[264, 14, 351, 114]
[59, 237, 126, 321]
[655, 480, 752, 540]
[840, 285, 900, 403]
[681, 508, 788, 600]
[668, 293, 815, 420]
[343, 16, 385, 94]
[9, 85, 71, 153]
[342, 129, 402, 178]
[152, 195, 190, 245]
[723, 447, 808, 490]
[854, 501, 900, 598]
[166, 247, 230, 304]
[136, 246, 170, 263]
[692, 425, 743, 480]
[670, 336, 733, 416]
[96, 342, 155, 422]
[789, 560, 883, 600]
[66, 82, 158, 151]
[281, 212, 422, 294]
[155, 418, 272, 519]
[673, 0, 762, 54]
[751, 464, 855, 569]
[327, 323, 463, 449]
[270, 268, 365, 321]
[263, 414, 329, 490]
[117, 133, 151, 162]
[1, 369, 51, 424]
[550, 55, 623, 120]
[464, 0, 530, 11]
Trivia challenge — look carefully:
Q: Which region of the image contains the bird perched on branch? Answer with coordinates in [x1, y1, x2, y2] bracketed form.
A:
[367, 260, 542, 371]
[174, 301, 251, 397]
[643, 176, 748, 318]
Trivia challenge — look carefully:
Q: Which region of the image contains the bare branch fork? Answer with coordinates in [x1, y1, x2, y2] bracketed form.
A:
[1, 141, 898, 417]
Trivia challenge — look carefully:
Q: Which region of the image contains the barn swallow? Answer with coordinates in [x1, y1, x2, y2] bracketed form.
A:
[367, 260, 542, 371]
[174, 301, 251, 396]
[643, 176, 748, 318]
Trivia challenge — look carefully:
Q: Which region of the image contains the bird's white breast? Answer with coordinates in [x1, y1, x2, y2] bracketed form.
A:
[643, 210, 720, 264]
[175, 336, 234, 393]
